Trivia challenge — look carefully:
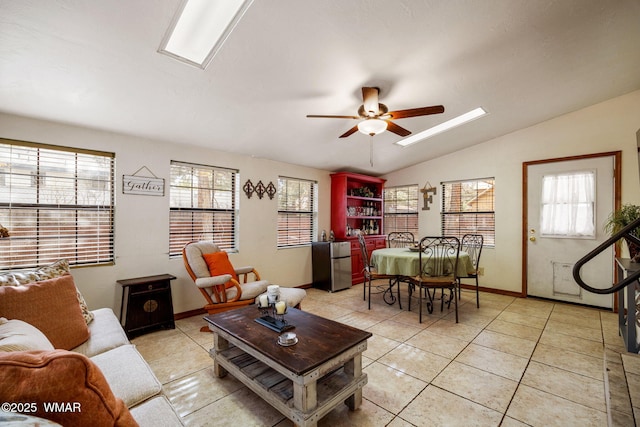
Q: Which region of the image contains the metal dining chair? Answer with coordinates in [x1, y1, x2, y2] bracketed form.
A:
[458, 234, 484, 308]
[386, 232, 415, 248]
[411, 236, 461, 323]
[357, 233, 398, 309]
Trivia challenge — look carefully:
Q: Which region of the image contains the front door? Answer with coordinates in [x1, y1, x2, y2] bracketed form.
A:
[524, 153, 620, 308]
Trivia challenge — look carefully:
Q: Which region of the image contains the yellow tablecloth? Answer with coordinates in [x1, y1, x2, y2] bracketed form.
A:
[371, 247, 474, 277]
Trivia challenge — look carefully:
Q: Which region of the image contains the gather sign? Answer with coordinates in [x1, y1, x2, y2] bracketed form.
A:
[122, 175, 165, 196]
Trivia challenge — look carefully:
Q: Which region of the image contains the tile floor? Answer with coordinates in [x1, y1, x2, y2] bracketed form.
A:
[131, 281, 638, 426]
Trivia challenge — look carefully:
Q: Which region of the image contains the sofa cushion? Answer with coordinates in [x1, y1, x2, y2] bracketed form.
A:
[129, 395, 184, 427]
[0, 259, 94, 325]
[90, 344, 162, 408]
[72, 308, 130, 358]
[0, 318, 54, 352]
[0, 350, 138, 427]
[0, 274, 90, 350]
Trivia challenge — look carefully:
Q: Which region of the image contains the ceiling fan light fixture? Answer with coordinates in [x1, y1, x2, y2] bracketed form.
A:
[357, 119, 387, 136]
[396, 107, 488, 147]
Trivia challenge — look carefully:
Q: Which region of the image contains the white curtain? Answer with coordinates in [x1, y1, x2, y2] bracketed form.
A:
[540, 171, 595, 238]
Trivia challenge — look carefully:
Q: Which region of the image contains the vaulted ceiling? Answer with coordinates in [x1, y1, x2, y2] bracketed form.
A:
[1, 0, 639, 175]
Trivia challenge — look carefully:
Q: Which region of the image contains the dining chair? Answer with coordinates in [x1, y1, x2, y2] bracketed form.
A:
[411, 236, 461, 323]
[458, 234, 484, 308]
[387, 232, 415, 248]
[357, 233, 398, 309]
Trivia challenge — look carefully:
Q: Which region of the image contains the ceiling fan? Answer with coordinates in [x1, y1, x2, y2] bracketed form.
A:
[306, 87, 445, 138]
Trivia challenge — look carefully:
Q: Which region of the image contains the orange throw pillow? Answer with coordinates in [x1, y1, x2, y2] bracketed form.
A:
[0, 350, 137, 427]
[202, 252, 239, 289]
[0, 274, 90, 350]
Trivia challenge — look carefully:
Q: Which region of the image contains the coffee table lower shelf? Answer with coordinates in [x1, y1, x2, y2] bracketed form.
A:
[210, 345, 368, 427]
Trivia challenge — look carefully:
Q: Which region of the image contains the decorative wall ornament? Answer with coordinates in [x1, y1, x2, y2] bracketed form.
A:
[243, 179, 255, 198]
[122, 166, 164, 196]
[255, 180, 266, 199]
[266, 181, 277, 200]
[421, 181, 437, 211]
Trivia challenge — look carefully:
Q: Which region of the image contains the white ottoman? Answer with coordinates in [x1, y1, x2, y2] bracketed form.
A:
[256, 287, 306, 309]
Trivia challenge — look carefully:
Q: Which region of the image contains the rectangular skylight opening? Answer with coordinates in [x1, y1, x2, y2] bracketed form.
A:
[158, 0, 253, 69]
[395, 107, 488, 147]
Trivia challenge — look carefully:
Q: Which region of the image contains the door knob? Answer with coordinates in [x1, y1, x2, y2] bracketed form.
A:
[529, 236, 536, 242]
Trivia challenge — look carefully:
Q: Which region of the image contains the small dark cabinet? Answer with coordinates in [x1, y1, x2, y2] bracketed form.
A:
[117, 274, 176, 338]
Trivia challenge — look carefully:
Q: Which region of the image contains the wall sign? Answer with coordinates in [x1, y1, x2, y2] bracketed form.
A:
[421, 182, 437, 210]
[123, 166, 165, 196]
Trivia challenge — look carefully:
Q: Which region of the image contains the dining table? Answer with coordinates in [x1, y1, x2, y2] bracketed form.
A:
[369, 247, 475, 310]
[370, 247, 474, 278]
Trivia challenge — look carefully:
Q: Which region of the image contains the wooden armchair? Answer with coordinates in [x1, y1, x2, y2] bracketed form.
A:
[183, 241, 269, 330]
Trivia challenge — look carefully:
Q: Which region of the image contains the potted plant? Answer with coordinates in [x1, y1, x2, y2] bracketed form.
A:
[604, 204, 640, 261]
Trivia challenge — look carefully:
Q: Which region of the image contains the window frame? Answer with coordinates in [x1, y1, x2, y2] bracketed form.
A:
[277, 176, 317, 249]
[383, 184, 419, 236]
[169, 161, 239, 257]
[441, 177, 495, 247]
[0, 138, 115, 270]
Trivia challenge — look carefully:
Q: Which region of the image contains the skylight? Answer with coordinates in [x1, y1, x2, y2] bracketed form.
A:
[395, 107, 488, 147]
[158, 0, 253, 69]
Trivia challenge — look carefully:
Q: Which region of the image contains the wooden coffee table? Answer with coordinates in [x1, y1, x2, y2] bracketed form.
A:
[204, 306, 372, 427]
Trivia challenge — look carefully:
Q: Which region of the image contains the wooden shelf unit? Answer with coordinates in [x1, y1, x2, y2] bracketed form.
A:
[330, 172, 386, 285]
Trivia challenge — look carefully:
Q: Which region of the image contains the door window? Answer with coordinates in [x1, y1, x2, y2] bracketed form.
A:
[540, 170, 595, 238]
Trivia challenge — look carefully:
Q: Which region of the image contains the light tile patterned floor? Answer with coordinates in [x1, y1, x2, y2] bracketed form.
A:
[131, 281, 636, 426]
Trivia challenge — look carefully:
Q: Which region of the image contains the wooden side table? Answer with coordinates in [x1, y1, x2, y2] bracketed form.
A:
[117, 274, 176, 338]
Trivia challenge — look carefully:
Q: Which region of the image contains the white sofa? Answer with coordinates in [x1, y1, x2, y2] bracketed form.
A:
[0, 261, 183, 427]
[75, 308, 183, 426]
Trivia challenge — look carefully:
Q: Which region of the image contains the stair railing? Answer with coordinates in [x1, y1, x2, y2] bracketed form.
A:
[572, 217, 640, 294]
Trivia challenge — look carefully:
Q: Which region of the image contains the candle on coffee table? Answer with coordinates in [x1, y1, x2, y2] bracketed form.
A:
[275, 301, 286, 314]
[259, 294, 268, 308]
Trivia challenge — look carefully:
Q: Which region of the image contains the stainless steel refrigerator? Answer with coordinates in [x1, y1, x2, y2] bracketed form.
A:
[311, 241, 352, 292]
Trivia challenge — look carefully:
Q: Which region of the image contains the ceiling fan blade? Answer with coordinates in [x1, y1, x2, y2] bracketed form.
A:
[306, 114, 360, 119]
[362, 87, 380, 116]
[339, 125, 359, 138]
[387, 105, 445, 120]
[385, 120, 412, 137]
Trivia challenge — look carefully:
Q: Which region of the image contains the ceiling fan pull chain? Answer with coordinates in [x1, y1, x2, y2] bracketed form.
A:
[370, 135, 374, 167]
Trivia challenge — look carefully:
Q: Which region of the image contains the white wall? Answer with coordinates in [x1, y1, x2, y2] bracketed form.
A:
[0, 113, 332, 314]
[2, 90, 639, 310]
[382, 90, 640, 294]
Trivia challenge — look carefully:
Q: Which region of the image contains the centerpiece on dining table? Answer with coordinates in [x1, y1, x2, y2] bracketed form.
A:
[255, 285, 294, 333]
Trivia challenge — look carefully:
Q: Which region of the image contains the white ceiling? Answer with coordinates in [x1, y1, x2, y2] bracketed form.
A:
[1, 0, 639, 175]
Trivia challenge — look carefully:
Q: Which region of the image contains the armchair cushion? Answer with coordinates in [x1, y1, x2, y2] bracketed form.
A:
[203, 251, 238, 289]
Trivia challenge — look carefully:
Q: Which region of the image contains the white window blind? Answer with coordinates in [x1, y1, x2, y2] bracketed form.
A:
[442, 178, 495, 246]
[169, 161, 238, 256]
[540, 171, 595, 238]
[0, 139, 115, 269]
[277, 177, 317, 248]
[384, 185, 419, 235]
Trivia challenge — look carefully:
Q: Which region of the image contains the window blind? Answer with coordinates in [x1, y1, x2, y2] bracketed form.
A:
[384, 185, 419, 235]
[0, 139, 115, 269]
[441, 178, 495, 246]
[169, 161, 238, 256]
[277, 177, 317, 248]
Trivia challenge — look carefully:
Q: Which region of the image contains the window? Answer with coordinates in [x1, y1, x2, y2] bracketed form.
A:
[277, 177, 317, 248]
[0, 139, 115, 269]
[384, 185, 419, 235]
[441, 178, 495, 246]
[540, 171, 595, 238]
[169, 161, 238, 256]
